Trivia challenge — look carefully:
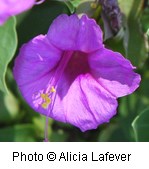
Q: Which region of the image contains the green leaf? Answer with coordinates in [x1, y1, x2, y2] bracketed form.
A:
[132, 108, 149, 141]
[70, 0, 88, 8]
[60, 0, 96, 15]
[118, 0, 142, 17]
[0, 124, 36, 142]
[32, 116, 53, 139]
[98, 117, 135, 142]
[0, 91, 19, 123]
[76, 0, 97, 17]
[118, 0, 147, 67]
[0, 17, 17, 93]
[69, 0, 95, 8]
[50, 129, 69, 142]
[63, 1, 75, 13]
[105, 32, 125, 56]
[140, 8, 149, 33]
[147, 29, 149, 37]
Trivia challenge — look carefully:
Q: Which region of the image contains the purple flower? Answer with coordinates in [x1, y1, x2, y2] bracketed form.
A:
[0, 0, 44, 25]
[13, 14, 141, 132]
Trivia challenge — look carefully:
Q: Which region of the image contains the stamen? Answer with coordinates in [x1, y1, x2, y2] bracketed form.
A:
[45, 96, 51, 104]
[41, 102, 49, 109]
[40, 87, 55, 109]
[50, 86, 56, 93]
[43, 51, 73, 142]
[40, 93, 46, 99]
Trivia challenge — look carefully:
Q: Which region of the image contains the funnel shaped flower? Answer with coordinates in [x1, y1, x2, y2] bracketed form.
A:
[13, 14, 141, 132]
[0, 0, 44, 25]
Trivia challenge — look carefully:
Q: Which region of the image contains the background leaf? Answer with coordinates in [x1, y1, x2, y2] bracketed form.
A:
[0, 17, 17, 93]
[0, 91, 19, 124]
[63, 1, 75, 13]
[70, 0, 94, 8]
[75, 0, 96, 15]
[147, 29, 149, 36]
[118, 0, 147, 67]
[140, 8, 149, 33]
[132, 108, 149, 141]
[0, 124, 36, 142]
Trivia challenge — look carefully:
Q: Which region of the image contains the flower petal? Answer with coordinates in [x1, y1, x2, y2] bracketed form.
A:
[51, 74, 118, 132]
[0, 0, 35, 25]
[47, 14, 103, 52]
[88, 48, 141, 97]
[13, 35, 62, 86]
[13, 34, 62, 115]
[18, 72, 55, 116]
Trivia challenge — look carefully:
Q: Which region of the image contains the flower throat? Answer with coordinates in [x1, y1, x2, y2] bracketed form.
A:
[41, 51, 73, 141]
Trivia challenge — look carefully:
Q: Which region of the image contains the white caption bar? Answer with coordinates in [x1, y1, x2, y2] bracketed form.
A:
[0, 142, 148, 169]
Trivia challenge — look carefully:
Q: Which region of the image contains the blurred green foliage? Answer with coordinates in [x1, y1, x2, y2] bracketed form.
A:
[0, 0, 149, 142]
[0, 17, 17, 93]
[132, 108, 149, 141]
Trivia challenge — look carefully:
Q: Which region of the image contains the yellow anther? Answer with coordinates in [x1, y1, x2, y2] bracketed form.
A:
[41, 102, 49, 109]
[50, 86, 56, 93]
[40, 93, 51, 109]
[40, 93, 46, 99]
[45, 96, 51, 104]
